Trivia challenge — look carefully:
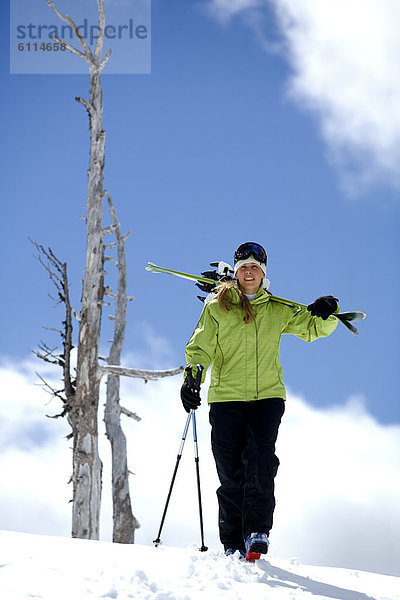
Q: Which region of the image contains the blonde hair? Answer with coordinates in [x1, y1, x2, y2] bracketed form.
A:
[217, 281, 256, 324]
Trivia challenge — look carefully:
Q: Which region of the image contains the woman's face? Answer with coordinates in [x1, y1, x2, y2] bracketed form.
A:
[235, 262, 264, 294]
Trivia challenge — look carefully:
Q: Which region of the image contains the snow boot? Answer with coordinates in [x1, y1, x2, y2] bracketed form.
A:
[244, 532, 269, 562]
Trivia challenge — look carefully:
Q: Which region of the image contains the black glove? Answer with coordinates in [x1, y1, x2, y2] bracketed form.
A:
[180, 365, 204, 413]
[307, 295, 338, 320]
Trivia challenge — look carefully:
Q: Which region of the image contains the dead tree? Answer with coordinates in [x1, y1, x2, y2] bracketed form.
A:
[46, 0, 110, 540]
[32, 237, 183, 542]
[102, 192, 139, 543]
[99, 195, 182, 542]
[41, 0, 183, 542]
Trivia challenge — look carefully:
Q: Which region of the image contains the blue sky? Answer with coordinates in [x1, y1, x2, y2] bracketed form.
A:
[1, 0, 400, 574]
[2, 0, 399, 424]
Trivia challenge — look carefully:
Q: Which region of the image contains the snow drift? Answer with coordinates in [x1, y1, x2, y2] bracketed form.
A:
[0, 530, 399, 600]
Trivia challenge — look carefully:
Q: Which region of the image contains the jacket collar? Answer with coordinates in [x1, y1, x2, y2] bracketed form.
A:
[232, 286, 270, 304]
[224, 285, 270, 305]
[252, 287, 271, 304]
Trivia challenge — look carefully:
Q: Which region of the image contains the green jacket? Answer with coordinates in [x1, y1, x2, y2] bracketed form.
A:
[185, 287, 338, 403]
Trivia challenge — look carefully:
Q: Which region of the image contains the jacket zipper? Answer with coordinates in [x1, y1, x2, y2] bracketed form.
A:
[254, 318, 259, 399]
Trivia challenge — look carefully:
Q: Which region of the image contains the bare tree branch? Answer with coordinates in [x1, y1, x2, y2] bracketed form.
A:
[30, 238, 63, 287]
[94, 0, 106, 63]
[102, 224, 117, 237]
[120, 406, 141, 422]
[46, 1, 93, 62]
[75, 96, 96, 120]
[34, 341, 60, 364]
[51, 34, 87, 63]
[101, 364, 184, 381]
[30, 240, 76, 406]
[100, 48, 112, 72]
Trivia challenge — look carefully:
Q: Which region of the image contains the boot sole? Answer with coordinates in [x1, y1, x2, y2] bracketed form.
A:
[245, 542, 269, 562]
[246, 551, 261, 562]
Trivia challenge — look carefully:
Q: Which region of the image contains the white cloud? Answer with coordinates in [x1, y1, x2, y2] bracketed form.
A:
[274, 391, 400, 576]
[205, 0, 400, 193]
[203, 0, 267, 25]
[1, 359, 399, 576]
[0, 360, 72, 536]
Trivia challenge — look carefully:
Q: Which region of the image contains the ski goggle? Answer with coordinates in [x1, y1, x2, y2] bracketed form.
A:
[234, 242, 267, 265]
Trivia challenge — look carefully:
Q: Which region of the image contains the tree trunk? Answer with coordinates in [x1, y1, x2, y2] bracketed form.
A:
[72, 64, 105, 540]
[104, 195, 139, 543]
[105, 374, 139, 542]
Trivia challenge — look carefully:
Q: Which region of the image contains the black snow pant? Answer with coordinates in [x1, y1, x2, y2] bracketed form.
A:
[209, 398, 285, 552]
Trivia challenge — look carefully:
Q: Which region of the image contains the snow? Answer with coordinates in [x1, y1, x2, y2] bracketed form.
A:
[0, 530, 399, 600]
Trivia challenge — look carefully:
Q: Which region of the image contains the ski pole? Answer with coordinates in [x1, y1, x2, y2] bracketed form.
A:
[153, 364, 207, 551]
[192, 409, 208, 552]
[185, 364, 208, 552]
[153, 410, 192, 547]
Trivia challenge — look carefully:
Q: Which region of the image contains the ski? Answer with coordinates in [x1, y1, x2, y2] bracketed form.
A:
[146, 262, 214, 285]
[336, 311, 367, 322]
[145, 262, 366, 335]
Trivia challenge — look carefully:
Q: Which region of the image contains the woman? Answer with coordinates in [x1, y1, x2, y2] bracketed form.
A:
[181, 242, 338, 561]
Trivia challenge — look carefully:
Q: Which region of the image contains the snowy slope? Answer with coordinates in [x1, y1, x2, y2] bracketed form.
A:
[0, 530, 398, 600]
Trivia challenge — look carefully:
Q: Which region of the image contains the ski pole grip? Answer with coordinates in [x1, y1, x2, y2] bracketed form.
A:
[194, 364, 204, 391]
[185, 365, 194, 389]
[185, 364, 204, 392]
